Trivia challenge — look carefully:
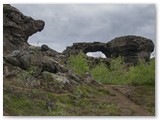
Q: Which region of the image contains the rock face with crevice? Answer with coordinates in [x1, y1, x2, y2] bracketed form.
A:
[63, 36, 154, 65]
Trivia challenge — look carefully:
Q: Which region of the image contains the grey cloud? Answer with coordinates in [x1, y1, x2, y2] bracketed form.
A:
[12, 4, 156, 52]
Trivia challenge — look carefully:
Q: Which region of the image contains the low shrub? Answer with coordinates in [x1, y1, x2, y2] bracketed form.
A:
[67, 52, 89, 76]
[91, 57, 128, 84]
[67, 52, 155, 86]
[127, 59, 155, 85]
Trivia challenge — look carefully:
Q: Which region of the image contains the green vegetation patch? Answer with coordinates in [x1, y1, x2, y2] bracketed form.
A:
[67, 52, 155, 86]
[127, 59, 155, 86]
[4, 84, 120, 116]
[4, 93, 47, 116]
[67, 52, 89, 76]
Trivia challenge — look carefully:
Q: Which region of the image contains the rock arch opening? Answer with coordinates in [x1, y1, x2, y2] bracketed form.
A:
[86, 51, 106, 58]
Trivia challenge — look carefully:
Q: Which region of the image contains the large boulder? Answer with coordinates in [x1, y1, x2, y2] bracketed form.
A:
[41, 72, 70, 89]
[4, 46, 67, 74]
[4, 47, 43, 70]
[3, 4, 45, 54]
[107, 35, 154, 65]
[42, 56, 68, 73]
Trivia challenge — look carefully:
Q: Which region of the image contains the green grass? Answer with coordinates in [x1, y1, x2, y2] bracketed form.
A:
[4, 93, 47, 116]
[3, 84, 120, 116]
[67, 52, 155, 86]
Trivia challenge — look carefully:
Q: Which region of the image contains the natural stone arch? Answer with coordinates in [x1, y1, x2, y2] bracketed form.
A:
[63, 35, 154, 65]
[63, 42, 111, 58]
[82, 42, 111, 58]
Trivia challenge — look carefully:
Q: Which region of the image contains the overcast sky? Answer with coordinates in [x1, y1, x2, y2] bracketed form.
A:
[12, 4, 156, 53]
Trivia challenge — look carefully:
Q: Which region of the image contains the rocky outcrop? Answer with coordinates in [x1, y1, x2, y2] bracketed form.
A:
[3, 44, 89, 92]
[3, 5, 97, 93]
[4, 46, 67, 73]
[63, 35, 154, 65]
[107, 36, 154, 65]
[3, 4, 45, 54]
[3, 4, 154, 93]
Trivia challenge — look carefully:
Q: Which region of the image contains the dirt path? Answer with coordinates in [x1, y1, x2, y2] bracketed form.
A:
[102, 85, 151, 116]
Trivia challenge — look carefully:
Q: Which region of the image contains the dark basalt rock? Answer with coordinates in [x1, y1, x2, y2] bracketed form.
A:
[4, 47, 67, 74]
[4, 48, 42, 69]
[3, 4, 45, 54]
[63, 42, 109, 58]
[63, 35, 154, 65]
[41, 44, 49, 51]
[107, 35, 154, 65]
